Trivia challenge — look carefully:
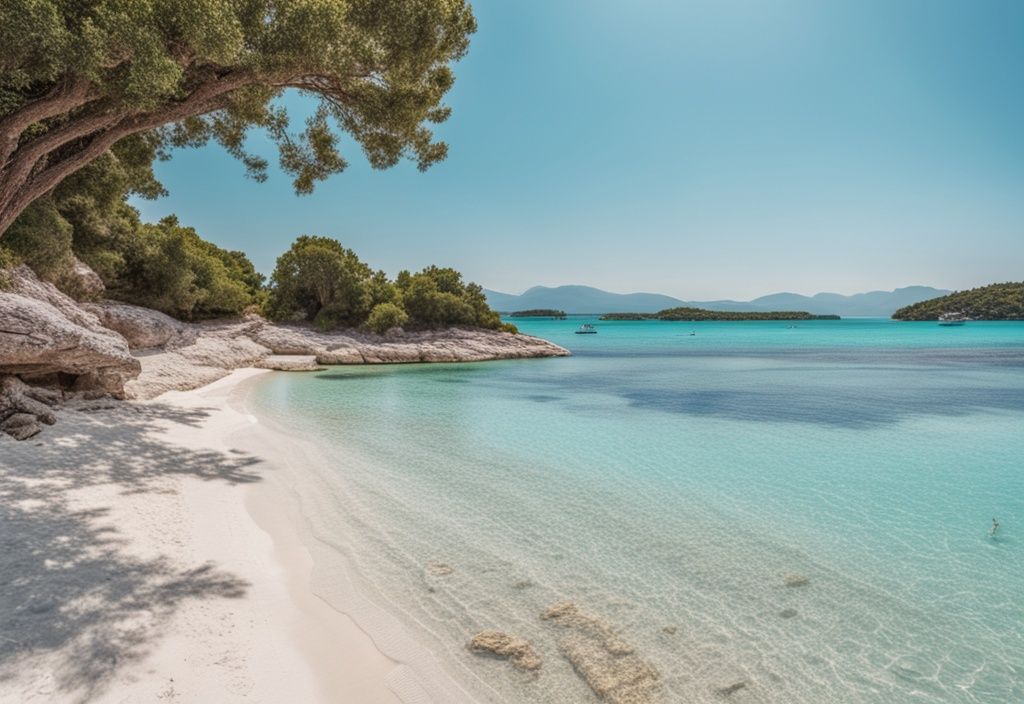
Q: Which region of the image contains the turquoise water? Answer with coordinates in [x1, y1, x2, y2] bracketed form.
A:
[251, 318, 1024, 703]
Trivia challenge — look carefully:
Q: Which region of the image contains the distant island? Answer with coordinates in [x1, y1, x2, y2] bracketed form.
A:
[486, 284, 948, 317]
[509, 309, 567, 319]
[600, 308, 841, 321]
[892, 282, 1024, 320]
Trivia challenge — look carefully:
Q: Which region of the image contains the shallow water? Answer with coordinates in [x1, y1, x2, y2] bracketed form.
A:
[250, 318, 1024, 703]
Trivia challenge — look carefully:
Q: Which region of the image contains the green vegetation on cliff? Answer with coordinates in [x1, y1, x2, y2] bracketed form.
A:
[509, 309, 566, 318]
[892, 283, 1024, 320]
[601, 308, 840, 321]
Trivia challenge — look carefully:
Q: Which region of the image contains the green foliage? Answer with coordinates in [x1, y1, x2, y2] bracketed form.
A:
[267, 235, 374, 327]
[510, 309, 566, 319]
[365, 301, 409, 334]
[499, 322, 519, 334]
[267, 237, 504, 331]
[600, 309, 841, 321]
[108, 216, 255, 319]
[0, 197, 74, 281]
[0, 0, 477, 234]
[892, 283, 1024, 320]
[396, 266, 503, 330]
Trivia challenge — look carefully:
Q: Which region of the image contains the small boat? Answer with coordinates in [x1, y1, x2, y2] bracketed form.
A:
[938, 312, 969, 326]
[575, 324, 598, 334]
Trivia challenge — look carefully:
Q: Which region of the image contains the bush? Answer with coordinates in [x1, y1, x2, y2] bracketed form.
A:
[366, 302, 409, 334]
[108, 216, 255, 320]
[266, 236, 373, 327]
[395, 266, 504, 330]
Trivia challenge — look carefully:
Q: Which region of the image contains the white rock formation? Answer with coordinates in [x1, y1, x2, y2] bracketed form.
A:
[1, 264, 570, 431]
[0, 266, 139, 395]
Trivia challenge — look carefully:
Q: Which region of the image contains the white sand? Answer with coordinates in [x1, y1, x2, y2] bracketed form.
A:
[0, 369, 464, 703]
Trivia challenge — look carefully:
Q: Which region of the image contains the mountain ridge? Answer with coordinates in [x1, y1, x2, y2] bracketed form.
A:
[484, 284, 952, 317]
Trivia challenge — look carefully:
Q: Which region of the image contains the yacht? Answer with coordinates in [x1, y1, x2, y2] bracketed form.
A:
[938, 312, 969, 326]
[575, 324, 598, 334]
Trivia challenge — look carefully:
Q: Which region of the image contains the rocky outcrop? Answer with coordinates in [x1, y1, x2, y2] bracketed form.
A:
[256, 355, 323, 371]
[1, 264, 569, 433]
[126, 319, 569, 400]
[84, 301, 193, 350]
[542, 602, 660, 704]
[0, 375, 60, 440]
[469, 631, 542, 671]
[0, 266, 139, 395]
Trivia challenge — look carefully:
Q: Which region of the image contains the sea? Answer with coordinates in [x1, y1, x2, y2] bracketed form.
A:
[248, 317, 1024, 703]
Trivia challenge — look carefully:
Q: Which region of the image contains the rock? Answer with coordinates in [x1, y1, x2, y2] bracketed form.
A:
[0, 412, 42, 440]
[83, 301, 192, 350]
[316, 347, 364, 364]
[0, 266, 139, 395]
[716, 681, 748, 696]
[542, 602, 660, 704]
[469, 631, 542, 671]
[67, 257, 105, 300]
[256, 355, 323, 371]
[0, 376, 62, 440]
[783, 574, 810, 588]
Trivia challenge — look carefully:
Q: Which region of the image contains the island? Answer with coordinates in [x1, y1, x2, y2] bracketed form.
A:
[600, 308, 840, 321]
[509, 309, 567, 319]
[892, 282, 1024, 320]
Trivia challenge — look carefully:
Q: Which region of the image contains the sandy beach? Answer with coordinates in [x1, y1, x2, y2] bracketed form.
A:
[0, 369, 465, 704]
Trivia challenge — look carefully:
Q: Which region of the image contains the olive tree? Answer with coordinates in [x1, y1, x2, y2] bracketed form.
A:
[0, 0, 476, 235]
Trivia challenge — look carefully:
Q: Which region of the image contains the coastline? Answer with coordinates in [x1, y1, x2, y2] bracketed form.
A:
[0, 368, 476, 703]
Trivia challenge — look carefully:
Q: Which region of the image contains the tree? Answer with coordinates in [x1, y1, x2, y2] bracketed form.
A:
[395, 265, 503, 329]
[0, 0, 476, 235]
[109, 215, 256, 319]
[266, 235, 373, 327]
[365, 301, 408, 334]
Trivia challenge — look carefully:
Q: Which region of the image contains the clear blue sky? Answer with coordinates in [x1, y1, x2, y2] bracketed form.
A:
[134, 0, 1024, 300]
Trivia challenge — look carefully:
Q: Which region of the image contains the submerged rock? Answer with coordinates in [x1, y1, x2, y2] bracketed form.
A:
[541, 602, 660, 704]
[426, 562, 454, 576]
[779, 608, 798, 619]
[716, 681, 748, 696]
[469, 630, 542, 671]
[783, 574, 810, 588]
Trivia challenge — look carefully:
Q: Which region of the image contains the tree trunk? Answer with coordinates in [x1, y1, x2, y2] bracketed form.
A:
[0, 73, 254, 238]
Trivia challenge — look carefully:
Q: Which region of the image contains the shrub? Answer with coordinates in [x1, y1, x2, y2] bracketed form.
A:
[108, 216, 255, 319]
[366, 302, 410, 334]
[266, 236, 373, 327]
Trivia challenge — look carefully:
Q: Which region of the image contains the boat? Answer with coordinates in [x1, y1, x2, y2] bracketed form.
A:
[938, 312, 969, 326]
[575, 324, 598, 334]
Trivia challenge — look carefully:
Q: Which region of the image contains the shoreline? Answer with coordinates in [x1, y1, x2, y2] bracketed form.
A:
[0, 368, 478, 703]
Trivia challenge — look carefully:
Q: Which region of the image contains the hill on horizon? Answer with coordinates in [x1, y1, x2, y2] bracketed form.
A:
[485, 284, 951, 317]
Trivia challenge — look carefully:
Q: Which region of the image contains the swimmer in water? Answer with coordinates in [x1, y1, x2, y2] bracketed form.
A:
[990, 518, 1000, 537]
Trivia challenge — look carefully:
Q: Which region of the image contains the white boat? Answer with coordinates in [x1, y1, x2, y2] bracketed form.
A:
[575, 324, 598, 334]
[938, 312, 969, 326]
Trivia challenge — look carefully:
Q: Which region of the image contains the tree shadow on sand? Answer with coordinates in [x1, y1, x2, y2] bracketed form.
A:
[0, 403, 262, 702]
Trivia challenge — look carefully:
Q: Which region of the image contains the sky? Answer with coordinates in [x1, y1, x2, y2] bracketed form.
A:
[134, 0, 1024, 300]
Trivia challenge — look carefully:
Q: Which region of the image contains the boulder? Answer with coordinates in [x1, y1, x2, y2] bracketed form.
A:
[0, 411, 42, 440]
[83, 301, 192, 350]
[0, 375, 60, 440]
[0, 266, 139, 395]
[469, 631, 542, 671]
[68, 257, 105, 299]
